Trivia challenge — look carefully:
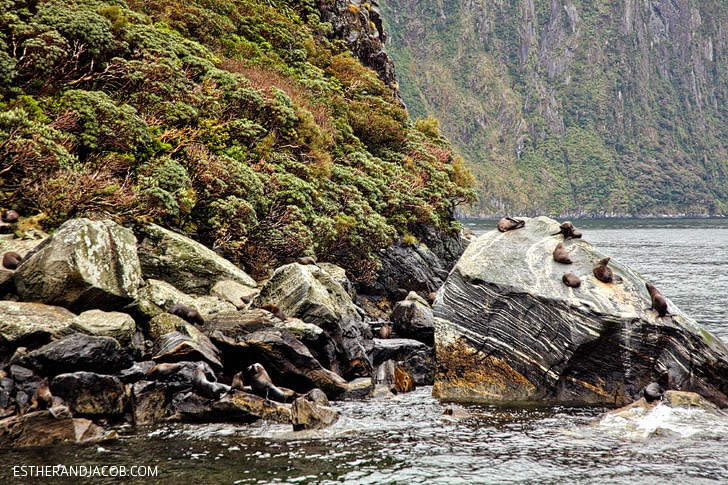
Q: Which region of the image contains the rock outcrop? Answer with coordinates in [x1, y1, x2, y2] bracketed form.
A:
[14, 219, 143, 312]
[433, 216, 728, 407]
[0, 302, 76, 361]
[390, 291, 434, 345]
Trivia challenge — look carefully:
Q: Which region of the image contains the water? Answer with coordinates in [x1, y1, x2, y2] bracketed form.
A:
[3, 219, 728, 484]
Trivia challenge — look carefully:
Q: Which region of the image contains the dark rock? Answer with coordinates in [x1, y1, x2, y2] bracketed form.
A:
[20, 334, 132, 376]
[169, 391, 290, 424]
[211, 326, 349, 399]
[0, 408, 114, 448]
[50, 372, 126, 416]
[434, 216, 728, 407]
[14, 218, 143, 312]
[291, 396, 340, 431]
[304, 388, 329, 406]
[252, 263, 372, 380]
[369, 338, 430, 367]
[152, 323, 223, 370]
[341, 377, 374, 400]
[407, 222, 471, 271]
[148, 361, 216, 393]
[133, 223, 256, 294]
[131, 380, 171, 425]
[390, 291, 434, 345]
[119, 361, 156, 384]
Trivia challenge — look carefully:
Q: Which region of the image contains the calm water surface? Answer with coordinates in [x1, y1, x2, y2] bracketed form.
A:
[3, 219, 727, 484]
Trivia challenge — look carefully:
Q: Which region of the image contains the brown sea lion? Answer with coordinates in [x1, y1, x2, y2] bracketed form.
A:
[296, 256, 319, 266]
[1, 210, 19, 223]
[553, 221, 583, 240]
[552, 242, 572, 264]
[260, 304, 287, 321]
[593, 257, 614, 283]
[231, 371, 245, 391]
[168, 303, 204, 326]
[562, 273, 581, 288]
[379, 323, 391, 339]
[646, 283, 669, 317]
[193, 366, 229, 400]
[497, 217, 525, 232]
[643, 382, 665, 402]
[146, 362, 184, 380]
[2, 251, 21, 270]
[32, 377, 53, 411]
[246, 363, 286, 402]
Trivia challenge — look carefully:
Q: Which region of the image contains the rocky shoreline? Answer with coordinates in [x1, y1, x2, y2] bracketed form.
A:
[2, 214, 727, 449]
[0, 215, 449, 447]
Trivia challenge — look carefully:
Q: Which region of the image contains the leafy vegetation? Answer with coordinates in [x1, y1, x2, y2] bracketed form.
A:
[382, 0, 728, 216]
[0, 0, 475, 279]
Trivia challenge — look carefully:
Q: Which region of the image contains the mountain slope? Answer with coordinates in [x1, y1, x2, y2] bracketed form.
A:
[382, 0, 728, 216]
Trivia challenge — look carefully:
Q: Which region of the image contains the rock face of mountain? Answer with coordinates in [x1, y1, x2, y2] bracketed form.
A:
[382, 0, 728, 216]
[432, 217, 728, 407]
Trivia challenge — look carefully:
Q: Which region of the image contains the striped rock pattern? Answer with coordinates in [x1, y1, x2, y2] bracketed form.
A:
[433, 217, 728, 407]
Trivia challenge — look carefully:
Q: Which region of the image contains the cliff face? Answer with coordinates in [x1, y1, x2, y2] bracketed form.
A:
[382, 0, 728, 216]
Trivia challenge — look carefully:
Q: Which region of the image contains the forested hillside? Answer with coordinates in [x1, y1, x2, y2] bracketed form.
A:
[0, 0, 474, 279]
[382, 0, 728, 216]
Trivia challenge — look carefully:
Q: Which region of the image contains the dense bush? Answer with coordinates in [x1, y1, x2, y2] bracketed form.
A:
[0, 0, 475, 279]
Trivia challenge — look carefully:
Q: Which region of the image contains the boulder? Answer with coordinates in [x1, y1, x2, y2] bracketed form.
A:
[433, 216, 728, 407]
[0, 408, 114, 447]
[134, 223, 256, 294]
[152, 323, 223, 370]
[252, 263, 371, 380]
[340, 377, 374, 400]
[50, 372, 126, 416]
[210, 280, 258, 308]
[390, 291, 435, 345]
[14, 218, 143, 312]
[407, 222, 471, 271]
[0, 302, 76, 361]
[291, 396, 340, 431]
[169, 391, 291, 424]
[131, 380, 171, 425]
[71, 310, 136, 346]
[20, 334, 132, 376]
[369, 338, 430, 366]
[318, 263, 356, 300]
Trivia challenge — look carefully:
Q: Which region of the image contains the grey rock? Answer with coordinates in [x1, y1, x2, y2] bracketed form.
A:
[210, 280, 258, 308]
[15, 218, 143, 312]
[390, 291, 435, 345]
[71, 310, 136, 346]
[318, 263, 356, 300]
[253, 263, 372, 380]
[0, 302, 76, 356]
[152, 323, 223, 370]
[291, 396, 340, 431]
[134, 223, 256, 294]
[131, 380, 171, 425]
[434, 216, 728, 407]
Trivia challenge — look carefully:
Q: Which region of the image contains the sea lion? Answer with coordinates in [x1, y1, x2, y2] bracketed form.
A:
[552, 242, 572, 264]
[32, 377, 53, 411]
[646, 283, 669, 317]
[553, 221, 583, 240]
[168, 303, 204, 326]
[259, 304, 287, 321]
[231, 371, 245, 391]
[562, 273, 581, 288]
[246, 363, 286, 402]
[2, 251, 21, 270]
[193, 366, 229, 400]
[593, 257, 614, 283]
[296, 256, 319, 266]
[1, 210, 19, 223]
[379, 323, 391, 339]
[643, 382, 665, 402]
[146, 362, 184, 380]
[497, 217, 525, 232]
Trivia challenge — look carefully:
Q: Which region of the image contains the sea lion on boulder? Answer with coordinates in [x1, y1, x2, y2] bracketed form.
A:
[553, 221, 582, 240]
[231, 371, 245, 391]
[2, 251, 21, 270]
[646, 283, 669, 317]
[168, 303, 204, 326]
[246, 363, 286, 402]
[497, 217, 525, 232]
[643, 382, 665, 402]
[562, 273, 581, 288]
[193, 366, 229, 400]
[1, 210, 19, 223]
[593, 257, 614, 283]
[31, 377, 53, 411]
[296, 256, 319, 267]
[146, 362, 184, 380]
[552, 243, 572, 264]
[259, 304, 287, 322]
